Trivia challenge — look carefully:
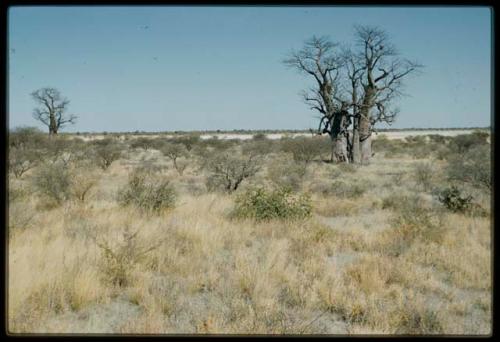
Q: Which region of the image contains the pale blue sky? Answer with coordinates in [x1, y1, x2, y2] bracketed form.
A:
[8, 6, 492, 132]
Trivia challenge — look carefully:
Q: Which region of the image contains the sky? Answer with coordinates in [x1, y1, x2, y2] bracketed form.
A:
[8, 6, 492, 132]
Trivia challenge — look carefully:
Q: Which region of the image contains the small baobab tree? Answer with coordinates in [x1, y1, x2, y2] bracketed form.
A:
[31, 87, 77, 135]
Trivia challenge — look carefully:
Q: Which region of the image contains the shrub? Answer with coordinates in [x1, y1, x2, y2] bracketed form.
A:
[32, 161, 71, 204]
[91, 139, 122, 170]
[205, 152, 260, 192]
[413, 163, 435, 191]
[449, 131, 489, 155]
[267, 157, 307, 191]
[92, 226, 163, 286]
[168, 134, 201, 151]
[252, 132, 268, 141]
[330, 180, 367, 198]
[446, 145, 491, 191]
[242, 139, 275, 156]
[130, 137, 156, 151]
[280, 136, 325, 164]
[435, 186, 473, 213]
[231, 187, 312, 221]
[117, 171, 176, 213]
[391, 197, 443, 246]
[8, 147, 40, 178]
[159, 142, 189, 175]
[70, 168, 99, 202]
[9, 126, 46, 149]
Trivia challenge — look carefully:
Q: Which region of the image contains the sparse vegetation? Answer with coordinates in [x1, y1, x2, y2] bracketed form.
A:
[8, 130, 491, 335]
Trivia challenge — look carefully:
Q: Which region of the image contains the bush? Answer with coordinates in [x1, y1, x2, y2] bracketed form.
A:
[330, 180, 367, 198]
[205, 152, 260, 192]
[9, 126, 46, 149]
[130, 137, 157, 151]
[91, 139, 122, 170]
[9, 147, 40, 178]
[159, 142, 189, 175]
[117, 171, 176, 213]
[413, 162, 435, 191]
[267, 157, 307, 191]
[231, 187, 312, 221]
[391, 197, 443, 246]
[446, 145, 491, 191]
[242, 139, 275, 156]
[70, 168, 99, 202]
[93, 226, 163, 286]
[32, 161, 72, 204]
[435, 186, 473, 213]
[449, 131, 489, 155]
[280, 136, 325, 164]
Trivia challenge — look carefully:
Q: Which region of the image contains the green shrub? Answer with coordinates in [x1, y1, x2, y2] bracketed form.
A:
[231, 187, 312, 221]
[435, 186, 473, 213]
[117, 172, 176, 213]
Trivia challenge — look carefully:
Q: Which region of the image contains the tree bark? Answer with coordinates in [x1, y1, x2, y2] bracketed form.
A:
[352, 117, 361, 164]
[49, 112, 57, 135]
[359, 88, 375, 164]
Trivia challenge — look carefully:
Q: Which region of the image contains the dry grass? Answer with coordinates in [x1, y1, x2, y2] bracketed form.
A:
[7, 136, 491, 335]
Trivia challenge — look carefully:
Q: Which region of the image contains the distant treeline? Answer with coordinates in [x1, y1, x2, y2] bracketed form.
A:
[63, 126, 491, 136]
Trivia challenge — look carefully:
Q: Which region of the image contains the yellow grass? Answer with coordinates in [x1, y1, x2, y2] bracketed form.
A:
[7, 142, 491, 335]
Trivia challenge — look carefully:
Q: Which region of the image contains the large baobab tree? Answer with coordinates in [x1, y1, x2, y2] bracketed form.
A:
[352, 25, 422, 164]
[283, 36, 350, 162]
[31, 87, 77, 135]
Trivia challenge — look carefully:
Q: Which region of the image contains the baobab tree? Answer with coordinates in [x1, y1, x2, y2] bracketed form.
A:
[285, 27, 422, 165]
[283, 36, 350, 162]
[31, 87, 77, 135]
[352, 25, 423, 164]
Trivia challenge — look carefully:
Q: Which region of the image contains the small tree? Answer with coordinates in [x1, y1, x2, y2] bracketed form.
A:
[31, 87, 77, 135]
[9, 147, 40, 178]
[91, 139, 122, 170]
[160, 142, 189, 175]
[205, 152, 260, 192]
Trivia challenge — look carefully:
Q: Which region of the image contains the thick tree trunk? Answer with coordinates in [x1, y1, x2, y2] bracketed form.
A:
[49, 113, 58, 135]
[332, 135, 349, 163]
[359, 88, 375, 164]
[352, 117, 361, 164]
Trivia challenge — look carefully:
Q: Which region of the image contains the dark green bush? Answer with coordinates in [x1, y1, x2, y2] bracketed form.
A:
[232, 187, 312, 221]
[435, 186, 473, 213]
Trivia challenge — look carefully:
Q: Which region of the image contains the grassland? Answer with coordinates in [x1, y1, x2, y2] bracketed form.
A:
[8, 129, 491, 335]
